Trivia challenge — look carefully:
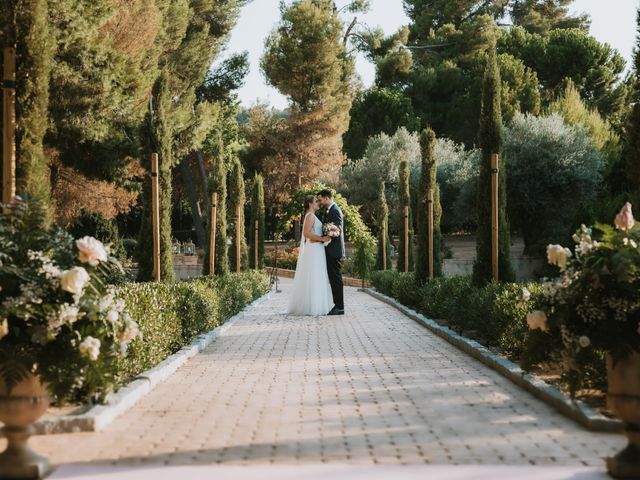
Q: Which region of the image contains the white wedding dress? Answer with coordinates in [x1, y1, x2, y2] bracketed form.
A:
[287, 213, 333, 316]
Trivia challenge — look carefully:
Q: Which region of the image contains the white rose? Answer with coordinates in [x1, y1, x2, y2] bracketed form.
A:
[0, 318, 8, 340]
[526, 310, 548, 332]
[106, 310, 119, 323]
[59, 304, 80, 324]
[60, 267, 90, 296]
[521, 287, 531, 302]
[76, 236, 108, 267]
[547, 244, 571, 270]
[79, 336, 101, 361]
[578, 336, 591, 348]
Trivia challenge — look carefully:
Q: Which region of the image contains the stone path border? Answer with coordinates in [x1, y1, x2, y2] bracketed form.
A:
[34, 291, 273, 435]
[365, 288, 624, 433]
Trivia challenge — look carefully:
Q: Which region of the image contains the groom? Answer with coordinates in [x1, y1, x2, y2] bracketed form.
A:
[318, 189, 345, 316]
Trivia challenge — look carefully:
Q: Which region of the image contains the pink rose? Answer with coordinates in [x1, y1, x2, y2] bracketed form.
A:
[76, 236, 108, 266]
[615, 203, 635, 231]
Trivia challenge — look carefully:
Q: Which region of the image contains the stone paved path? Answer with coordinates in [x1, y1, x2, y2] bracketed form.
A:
[18, 280, 625, 470]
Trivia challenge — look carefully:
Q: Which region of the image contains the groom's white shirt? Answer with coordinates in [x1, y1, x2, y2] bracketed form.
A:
[328, 202, 336, 212]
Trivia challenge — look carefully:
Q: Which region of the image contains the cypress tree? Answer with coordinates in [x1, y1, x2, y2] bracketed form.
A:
[473, 45, 514, 285]
[11, 0, 53, 223]
[397, 160, 414, 272]
[376, 182, 392, 270]
[137, 73, 175, 282]
[249, 173, 265, 269]
[416, 127, 442, 285]
[229, 159, 248, 272]
[626, 8, 640, 207]
[203, 139, 229, 276]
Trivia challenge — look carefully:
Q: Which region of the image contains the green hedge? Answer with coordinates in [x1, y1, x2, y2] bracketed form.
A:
[371, 271, 546, 359]
[115, 270, 269, 383]
[371, 270, 606, 390]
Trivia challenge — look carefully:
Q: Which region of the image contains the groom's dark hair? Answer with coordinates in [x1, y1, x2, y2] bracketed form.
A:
[317, 189, 333, 199]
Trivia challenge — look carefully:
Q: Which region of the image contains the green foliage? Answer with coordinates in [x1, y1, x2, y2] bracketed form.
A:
[504, 113, 605, 254]
[435, 139, 480, 232]
[626, 9, 640, 207]
[228, 159, 248, 272]
[375, 183, 392, 270]
[249, 174, 266, 269]
[397, 160, 414, 272]
[352, 232, 377, 287]
[510, 0, 590, 34]
[473, 45, 514, 285]
[416, 128, 443, 284]
[500, 26, 627, 120]
[115, 271, 269, 385]
[340, 127, 421, 225]
[282, 182, 373, 245]
[203, 137, 229, 276]
[548, 80, 620, 161]
[343, 88, 420, 160]
[8, 0, 54, 223]
[69, 211, 127, 263]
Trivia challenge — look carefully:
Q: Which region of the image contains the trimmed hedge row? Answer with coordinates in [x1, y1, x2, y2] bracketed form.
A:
[371, 271, 607, 390]
[371, 271, 548, 360]
[115, 270, 269, 383]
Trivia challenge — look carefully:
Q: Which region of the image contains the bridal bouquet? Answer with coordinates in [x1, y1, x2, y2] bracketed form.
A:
[525, 202, 640, 390]
[0, 199, 141, 401]
[323, 222, 341, 238]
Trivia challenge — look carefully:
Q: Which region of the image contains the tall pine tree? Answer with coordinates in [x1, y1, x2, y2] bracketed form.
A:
[249, 173, 265, 269]
[473, 45, 514, 285]
[397, 160, 414, 272]
[376, 182, 392, 270]
[626, 8, 640, 208]
[229, 159, 248, 272]
[416, 127, 442, 285]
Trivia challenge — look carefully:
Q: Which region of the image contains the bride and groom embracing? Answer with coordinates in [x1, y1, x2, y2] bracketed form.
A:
[287, 189, 345, 316]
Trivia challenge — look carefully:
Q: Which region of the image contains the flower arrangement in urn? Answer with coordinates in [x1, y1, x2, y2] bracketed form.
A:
[0, 200, 140, 478]
[525, 203, 640, 478]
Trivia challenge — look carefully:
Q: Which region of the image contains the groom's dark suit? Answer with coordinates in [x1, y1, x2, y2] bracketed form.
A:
[324, 203, 345, 310]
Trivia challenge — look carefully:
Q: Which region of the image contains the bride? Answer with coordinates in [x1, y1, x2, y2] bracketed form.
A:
[287, 195, 333, 316]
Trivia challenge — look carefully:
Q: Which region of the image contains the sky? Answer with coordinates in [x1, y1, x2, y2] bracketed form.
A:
[223, 0, 639, 110]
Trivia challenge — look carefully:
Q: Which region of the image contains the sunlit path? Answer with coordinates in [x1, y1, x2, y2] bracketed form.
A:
[13, 279, 625, 475]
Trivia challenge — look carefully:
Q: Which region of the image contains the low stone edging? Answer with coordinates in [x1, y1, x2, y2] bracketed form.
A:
[267, 267, 370, 288]
[365, 288, 624, 434]
[33, 291, 273, 435]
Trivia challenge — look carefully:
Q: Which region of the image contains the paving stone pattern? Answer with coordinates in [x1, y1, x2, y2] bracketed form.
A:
[19, 280, 625, 467]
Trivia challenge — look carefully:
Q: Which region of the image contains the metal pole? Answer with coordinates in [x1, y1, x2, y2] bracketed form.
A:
[151, 154, 161, 282]
[428, 188, 434, 279]
[236, 205, 241, 273]
[403, 206, 409, 273]
[210, 192, 217, 275]
[491, 153, 499, 282]
[2, 47, 16, 208]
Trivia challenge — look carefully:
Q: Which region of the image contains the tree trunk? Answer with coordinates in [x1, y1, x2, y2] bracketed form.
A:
[196, 150, 211, 213]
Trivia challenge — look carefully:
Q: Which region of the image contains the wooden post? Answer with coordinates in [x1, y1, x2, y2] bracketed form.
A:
[403, 206, 409, 273]
[236, 205, 241, 273]
[254, 220, 259, 269]
[209, 192, 218, 275]
[381, 221, 387, 271]
[2, 47, 16, 207]
[491, 153, 499, 282]
[151, 154, 161, 282]
[428, 188, 434, 279]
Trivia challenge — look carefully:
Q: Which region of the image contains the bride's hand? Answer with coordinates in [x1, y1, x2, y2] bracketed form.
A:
[322, 236, 331, 242]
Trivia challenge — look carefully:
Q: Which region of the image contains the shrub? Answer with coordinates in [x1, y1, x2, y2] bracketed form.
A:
[115, 271, 269, 384]
[505, 113, 605, 255]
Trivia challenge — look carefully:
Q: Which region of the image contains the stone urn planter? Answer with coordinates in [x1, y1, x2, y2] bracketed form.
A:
[606, 351, 640, 479]
[0, 372, 51, 479]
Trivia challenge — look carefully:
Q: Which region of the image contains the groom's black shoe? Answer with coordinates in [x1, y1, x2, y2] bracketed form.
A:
[328, 307, 345, 316]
